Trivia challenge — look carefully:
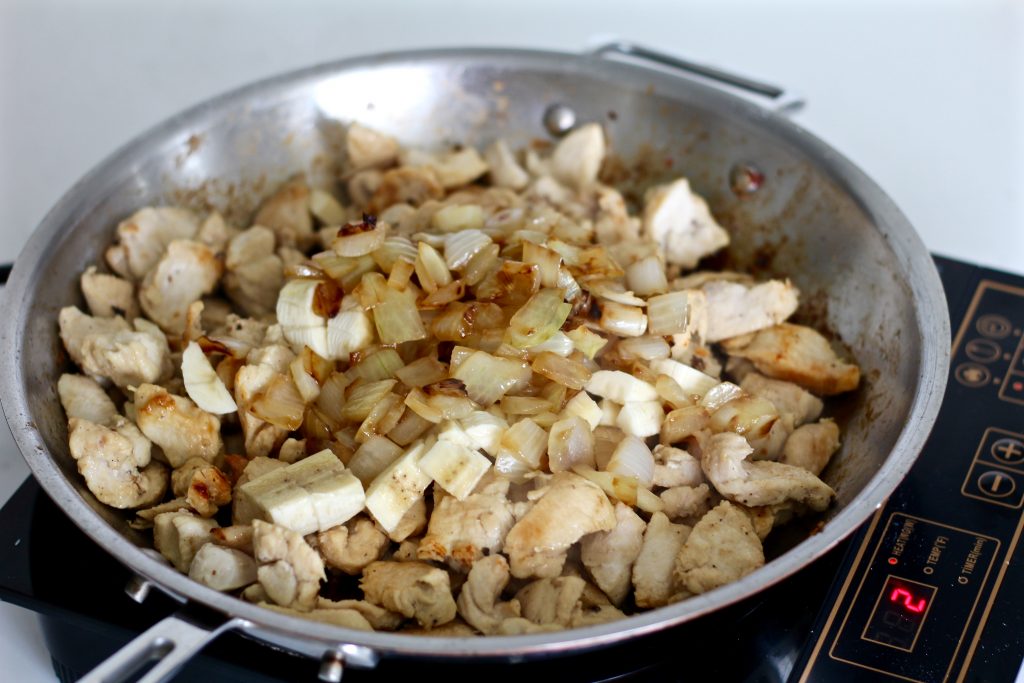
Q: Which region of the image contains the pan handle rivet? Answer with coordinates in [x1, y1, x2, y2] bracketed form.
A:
[319, 650, 345, 682]
[124, 574, 152, 604]
[543, 104, 576, 136]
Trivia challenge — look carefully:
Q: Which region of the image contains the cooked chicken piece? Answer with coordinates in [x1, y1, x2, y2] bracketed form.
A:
[515, 575, 625, 629]
[80, 266, 138, 319]
[212, 314, 270, 349]
[402, 147, 489, 190]
[652, 445, 704, 488]
[418, 473, 515, 572]
[134, 383, 222, 468]
[721, 323, 860, 396]
[701, 432, 835, 511]
[58, 373, 117, 425]
[153, 511, 219, 572]
[360, 561, 457, 628]
[317, 517, 389, 574]
[368, 166, 445, 213]
[234, 364, 289, 458]
[504, 471, 616, 579]
[456, 555, 522, 635]
[317, 598, 404, 631]
[195, 211, 239, 251]
[105, 207, 200, 281]
[740, 372, 823, 426]
[223, 226, 284, 316]
[642, 178, 729, 269]
[59, 307, 172, 388]
[261, 603, 372, 630]
[253, 179, 314, 249]
[701, 279, 799, 343]
[391, 539, 420, 562]
[632, 512, 691, 608]
[580, 502, 646, 605]
[278, 438, 308, 464]
[660, 483, 715, 522]
[188, 544, 257, 591]
[135, 497, 191, 525]
[346, 123, 400, 170]
[210, 524, 254, 554]
[674, 500, 763, 594]
[484, 140, 529, 190]
[252, 520, 325, 611]
[138, 240, 222, 335]
[404, 619, 480, 637]
[68, 418, 167, 509]
[171, 457, 232, 517]
[246, 344, 296, 374]
[593, 185, 641, 244]
[549, 123, 605, 191]
[781, 419, 841, 476]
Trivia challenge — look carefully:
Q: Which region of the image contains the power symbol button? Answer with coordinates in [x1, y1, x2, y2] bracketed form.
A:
[978, 471, 1016, 498]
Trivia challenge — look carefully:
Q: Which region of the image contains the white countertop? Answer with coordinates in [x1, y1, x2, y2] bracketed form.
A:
[1, 0, 1022, 680]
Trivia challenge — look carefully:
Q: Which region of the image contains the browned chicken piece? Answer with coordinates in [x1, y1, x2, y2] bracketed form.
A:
[404, 619, 480, 637]
[253, 179, 314, 249]
[138, 240, 222, 335]
[721, 323, 861, 396]
[652, 445, 704, 488]
[740, 373, 824, 426]
[134, 383, 222, 468]
[360, 561, 457, 628]
[58, 308, 172, 388]
[368, 167, 445, 214]
[580, 502, 646, 605]
[223, 227, 284, 317]
[68, 417, 167, 509]
[780, 419, 841, 476]
[632, 512, 692, 608]
[701, 432, 835, 511]
[171, 457, 232, 517]
[261, 603, 372, 630]
[194, 212, 239, 251]
[152, 511, 219, 572]
[58, 373, 117, 426]
[391, 539, 420, 562]
[701, 280, 799, 343]
[210, 524, 254, 554]
[456, 555, 523, 635]
[418, 473, 516, 572]
[674, 500, 764, 595]
[346, 123, 399, 170]
[317, 517, 389, 574]
[252, 520, 325, 611]
[316, 598, 403, 631]
[504, 471, 617, 579]
[593, 185, 641, 244]
[105, 206, 200, 281]
[642, 178, 729, 269]
[233, 364, 289, 458]
[515, 575, 625, 629]
[659, 483, 716, 522]
[80, 266, 138, 319]
[212, 314, 270, 349]
[484, 140, 529, 191]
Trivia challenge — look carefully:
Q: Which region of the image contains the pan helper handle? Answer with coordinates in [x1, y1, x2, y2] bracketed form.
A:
[586, 39, 805, 114]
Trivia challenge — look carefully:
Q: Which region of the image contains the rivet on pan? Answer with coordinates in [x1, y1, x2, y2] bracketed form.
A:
[318, 650, 345, 682]
[729, 162, 765, 197]
[124, 574, 152, 604]
[543, 104, 577, 136]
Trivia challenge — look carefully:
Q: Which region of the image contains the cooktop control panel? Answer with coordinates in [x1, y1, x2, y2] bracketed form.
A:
[794, 257, 1024, 683]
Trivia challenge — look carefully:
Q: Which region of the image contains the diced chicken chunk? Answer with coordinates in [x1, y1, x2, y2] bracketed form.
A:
[223, 226, 284, 316]
[484, 139, 529, 190]
[701, 432, 835, 511]
[580, 502, 646, 605]
[632, 512, 692, 608]
[593, 185, 641, 244]
[360, 561, 457, 628]
[781, 419, 841, 476]
[153, 511, 218, 572]
[347, 123, 399, 170]
[195, 212, 239, 251]
[660, 483, 715, 522]
[456, 555, 522, 635]
[515, 575, 624, 628]
[701, 279, 799, 343]
[253, 179, 314, 249]
[105, 207, 199, 280]
[652, 445, 704, 488]
[504, 471, 616, 579]
[58, 373, 117, 425]
[253, 520, 325, 611]
[418, 473, 515, 572]
[260, 603, 372, 630]
[721, 323, 861, 396]
[368, 167, 445, 213]
[317, 598, 404, 631]
[134, 383, 222, 468]
[58, 307, 171, 388]
[188, 544, 257, 591]
[138, 240, 222, 335]
[68, 418, 167, 509]
[549, 123, 605, 191]
[171, 457, 232, 517]
[674, 500, 764, 595]
[642, 178, 729, 269]
[317, 517, 389, 574]
[740, 373, 823, 426]
[80, 266, 138, 319]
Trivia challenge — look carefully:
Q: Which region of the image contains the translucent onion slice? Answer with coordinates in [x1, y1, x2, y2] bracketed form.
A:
[310, 189, 348, 225]
[531, 351, 591, 391]
[500, 395, 551, 416]
[660, 406, 711, 445]
[599, 301, 648, 338]
[339, 379, 397, 422]
[333, 219, 388, 257]
[349, 348, 404, 382]
[372, 236, 418, 273]
[625, 255, 669, 296]
[586, 279, 646, 306]
[547, 416, 595, 472]
[496, 417, 547, 469]
[387, 408, 434, 446]
[289, 354, 322, 404]
[526, 331, 574, 358]
[709, 396, 779, 438]
[566, 325, 608, 360]
[249, 374, 306, 431]
[647, 290, 696, 336]
[348, 435, 403, 486]
[182, 341, 238, 415]
[618, 336, 670, 361]
[605, 435, 655, 487]
[452, 351, 532, 406]
[572, 465, 662, 513]
[507, 288, 572, 349]
[395, 357, 448, 388]
[444, 228, 491, 270]
[649, 358, 718, 398]
[315, 373, 351, 427]
[415, 241, 453, 293]
[357, 392, 405, 442]
[372, 287, 427, 344]
[616, 400, 665, 438]
[522, 241, 563, 288]
[699, 381, 745, 411]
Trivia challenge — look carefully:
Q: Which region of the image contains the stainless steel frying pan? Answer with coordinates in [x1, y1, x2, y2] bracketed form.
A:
[0, 43, 949, 681]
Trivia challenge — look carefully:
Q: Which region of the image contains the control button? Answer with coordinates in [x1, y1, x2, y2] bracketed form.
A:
[955, 363, 991, 387]
[976, 314, 1012, 339]
[991, 437, 1024, 466]
[965, 338, 1001, 363]
[977, 470, 1016, 498]
[999, 375, 1024, 404]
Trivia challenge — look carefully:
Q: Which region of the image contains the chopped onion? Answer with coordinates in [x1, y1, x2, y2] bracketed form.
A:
[699, 381, 745, 411]
[572, 465, 638, 507]
[500, 395, 551, 416]
[333, 218, 387, 257]
[289, 354, 322, 404]
[340, 379, 397, 422]
[395, 357, 448, 388]
[415, 241, 453, 293]
[310, 189, 348, 225]
[350, 348, 404, 382]
[311, 251, 377, 290]
[348, 435, 403, 486]
[372, 236, 418, 273]
[598, 398, 621, 427]
[420, 279, 466, 309]
[625, 255, 669, 296]
[507, 288, 572, 349]
[660, 406, 711, 445]
[249, 374, 306, 431]
[526, 331, 574, 357]
[474, 260, 540, 306]
[452, 351, 532, 406]
[618, 336, 670, 361]
[605, 435, 655, 488]
[560, 391, 602, 429]
[387, 258, 416, 289]
[315, 373, 351, 427]
[357, 392, 405, 442]
[616, 400, 665, 438]
[458, 410, 508, 456]
[432, 204, 485, 233]
[655, 374, 695, 410]
[599, 301, 648, 338]
[649, 358, 718, 398]
[586, 370, 658, 403]
[531, 351, 591, 391]
[566, 325, 608, 359]
[387, 408, 434, 445]
[182, 341, 238, 415]
[462, 242, 501, 287]
[647, 291, 696, 336]
[709, 396, 779, 438]
[547, 416, 595, 472]
[371, 287, 427, 344]
[448, 345, 475, 372]
[424, 379, 479, 420]
[404, 387, 443, 423]
[444, 228, 491, 270]
[496, 418, 547, 469]
[586, 279, 646, 306]
[522, 241, 563, 288]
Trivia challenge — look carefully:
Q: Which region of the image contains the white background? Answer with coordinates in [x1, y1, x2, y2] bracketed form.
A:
[1, 0, 1022, 679]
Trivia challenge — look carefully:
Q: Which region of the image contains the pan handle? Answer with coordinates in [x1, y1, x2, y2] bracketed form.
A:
[587, 41, 805, 114]
[78, 611, 250, 683]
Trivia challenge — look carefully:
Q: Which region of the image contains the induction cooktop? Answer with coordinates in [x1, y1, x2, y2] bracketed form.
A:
[1, 255, 1021, 682]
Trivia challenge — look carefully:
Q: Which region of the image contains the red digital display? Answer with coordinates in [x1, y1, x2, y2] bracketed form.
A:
[862, 576, 936, 651]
